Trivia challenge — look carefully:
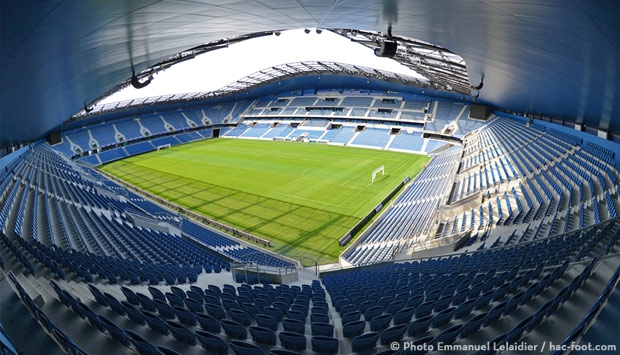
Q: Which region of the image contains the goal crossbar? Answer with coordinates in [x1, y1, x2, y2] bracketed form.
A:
[371, 165, 385, 183]
[157, 143, 172, 151]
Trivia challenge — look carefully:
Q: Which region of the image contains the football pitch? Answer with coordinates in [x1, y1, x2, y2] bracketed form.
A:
[101, 138, 430, 264]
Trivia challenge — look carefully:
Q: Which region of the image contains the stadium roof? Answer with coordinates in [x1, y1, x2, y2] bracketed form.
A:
[2, 0, 620, 148]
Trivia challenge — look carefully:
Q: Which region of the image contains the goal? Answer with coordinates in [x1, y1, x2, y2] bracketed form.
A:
[157, 143, 172, 151]
[371, 165, 385, 183]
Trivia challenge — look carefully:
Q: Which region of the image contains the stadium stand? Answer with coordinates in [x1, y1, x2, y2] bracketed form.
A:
[343, 147, 462, 266]
[2, 89, 620, 355]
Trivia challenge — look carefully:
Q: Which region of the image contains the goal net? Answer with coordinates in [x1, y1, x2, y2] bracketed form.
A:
[157, 143, 172, 151]
[371, 165, 385, 183]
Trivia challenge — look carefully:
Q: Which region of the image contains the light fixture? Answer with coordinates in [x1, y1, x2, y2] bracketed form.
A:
[374, 24, 397, 58]
[130, 70, 152, 89]
[471, 76, 484, 90]
[273, 30, 281, 36]
[304, 28, 311, 34]
[374, 39, 397, 58]
[315, 28, 322, 34]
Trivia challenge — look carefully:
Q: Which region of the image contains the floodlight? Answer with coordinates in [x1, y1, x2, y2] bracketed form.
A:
[130, 71, 152, 89]
[374, 39, 397, 58]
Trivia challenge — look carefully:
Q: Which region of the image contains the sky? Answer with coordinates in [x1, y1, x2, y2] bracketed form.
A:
[99, 28, 424, 105]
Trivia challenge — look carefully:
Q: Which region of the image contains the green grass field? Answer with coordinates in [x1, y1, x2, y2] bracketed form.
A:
[101, 138, 430, 264]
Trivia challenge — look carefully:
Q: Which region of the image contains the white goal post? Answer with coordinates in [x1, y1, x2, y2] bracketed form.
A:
[371, 165, 385, 183]
[156, 143, 172, 151]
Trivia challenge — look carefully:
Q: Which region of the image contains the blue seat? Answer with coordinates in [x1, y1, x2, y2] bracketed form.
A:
[504, 316, 532, 345]
[34, 309, 54, 334]
[98, 315, 130, 346]
[454, 298, 476, 319]
[379, 324, 408, 345]
[364, 306, 384, 321]
[121, 301, 146, 325]
[311, 335, 339, 354]
[407, 294, 424, 308]
[483, 301, 507, 327]
[148, 287, 166, 302]
[415, 301, 435, 318]
[256, 313, 278, 331]
[230, 340, 264, 355]
[136, 293, 157, 312]
[311, 322, 334, 337]
[432, 306, 456, 328]
[173, 305, 197, 326]
[392, 307, 415, 325]
[104, 292, 126, 316]
[351, 332, 379, 353]
[474, 290, 495, 310]
[249, 325, 277, 345]
[51, 327, 87, 355]
[229, 308, 252, 326]
[121, 286, 140, 305]
[341, 311, 361, 325]
[312, 306, 329, 316]
[170, 286, 186, 298]
[432, 324, 462, 347]
[255, 297, 270, 310]
[339, 304, 356, 315]
[460, 313, 486, 339]
[242, 303, 261, 318]
[184, 297, 204, 313]
[287, 309, 306, 322]
[273, 301, 289, 313]
[157, 346, 181, 355]
[279, 331, 306, 351]
[59, 289, 83, 318]
[190, 285, 205, 297]
[359, 300, 376, 313]
[166, 320, 196, 345]
[204, 294, 220, 305]
[238, 290, 253, 302]
[282, 318, 305, 334]
[125, 329, 159, 355]
[165, 292, 185, 308]
[223, 298, 242, 311]
[205, 302, 226, 320]
[142, 311, 169, 335]
[196, 312, 221, 333]
[88, 284, 108, 306]
[208, 285, 222, 294]
[385, 300, 405, 315]
[235, 273, 246, 283]
[195, 330, 227, 354]
[370, 313, 392, 332]
[433, 295, 453, 313]
[343, 319, 366, 338]
[311, 313, 329, 324]
[221, 319, 247, 340]
[407, 315, 433, 337]
[452, 288, 469, 305]
[153, 299, 175, 319]
[76, 302, 105, 332]
[264, 306, 284, 321]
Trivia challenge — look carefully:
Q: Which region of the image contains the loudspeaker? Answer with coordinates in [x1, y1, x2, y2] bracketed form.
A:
[47, 132, 62, 145]
[470, 104, 491, 120]
[374, 40, 397, 58]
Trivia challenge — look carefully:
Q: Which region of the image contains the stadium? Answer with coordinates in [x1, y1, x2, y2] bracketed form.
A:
[1, 1, 620, 354]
